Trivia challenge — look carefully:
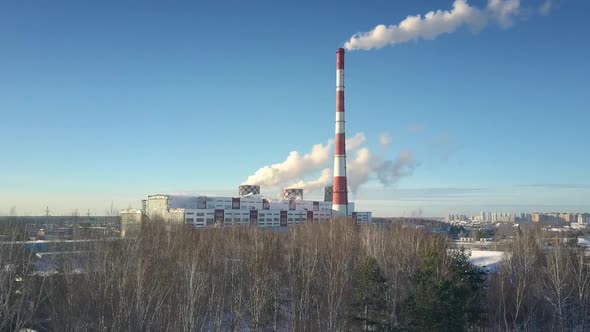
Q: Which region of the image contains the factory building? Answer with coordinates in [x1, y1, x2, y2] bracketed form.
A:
[128, 185, 371, 229]
[120, 48, 373, 233]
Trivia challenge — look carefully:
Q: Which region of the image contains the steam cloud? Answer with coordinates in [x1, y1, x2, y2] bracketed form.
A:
[539, 0, 557, 15]
[379, 132, 393, 147]
[242, 133, 419, 194]
[241, 141, 332, 188]
[375, 150, 419, 185]
[344, 0, 526, 51]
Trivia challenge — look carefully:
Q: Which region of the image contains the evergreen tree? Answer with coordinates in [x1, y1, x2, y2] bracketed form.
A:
[351, 256, 389, 331]
[399, 246, 485, 331]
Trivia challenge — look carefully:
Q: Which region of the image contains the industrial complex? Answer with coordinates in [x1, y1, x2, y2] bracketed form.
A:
[121, 48, 372, 232]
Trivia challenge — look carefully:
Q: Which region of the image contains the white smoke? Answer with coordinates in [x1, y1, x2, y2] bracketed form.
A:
[346, 132, 367, 150]
[487, 0, 520, 27]
[344, 0, 525, 51]
[243, 132, 419, 195]
[347, 147, 376, 193]
[375, 150, 419, 185]
[539, 0, 557, 15]
[242, 141, 333, 187]
[242, 134, 366, 188]
[287, 168, 332, 193]
[379, 132, 393, 147]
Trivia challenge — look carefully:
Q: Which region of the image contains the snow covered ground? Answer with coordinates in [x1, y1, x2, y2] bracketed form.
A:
[468, 250, 508, 273]
[578, 237, 590, 247]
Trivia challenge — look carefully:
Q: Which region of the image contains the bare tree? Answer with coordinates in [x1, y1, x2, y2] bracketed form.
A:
[286, 223, 322, 331]
[319, 218, 359, 331]
[570, 247, 590, 330]
[0, 225, 46, 331]
[543, 238, 573, 331]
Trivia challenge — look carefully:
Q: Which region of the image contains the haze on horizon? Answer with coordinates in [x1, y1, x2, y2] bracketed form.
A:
[1, 0, 589, 217]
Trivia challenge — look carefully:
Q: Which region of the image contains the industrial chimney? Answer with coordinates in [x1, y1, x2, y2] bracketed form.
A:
[332, 48, 348, 215]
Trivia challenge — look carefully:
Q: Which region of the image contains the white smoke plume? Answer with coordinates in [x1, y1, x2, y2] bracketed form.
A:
[344, 0, 524, 51]
[346, 132, 367, 150]
[379, 132, 393, 147]
[287, 168, 332, 193]
[375, 149, 419, 185]
[242, 134, 365, 188]
[241, 141, 333, 187]
[347, 147, 376, 193]
[243, 132, 419, 195]
[539, 0, 557, 15]
[487, 0, 520, 27]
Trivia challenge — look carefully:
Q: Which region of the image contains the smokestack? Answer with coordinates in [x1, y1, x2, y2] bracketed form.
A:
[332, 48, 348, 215]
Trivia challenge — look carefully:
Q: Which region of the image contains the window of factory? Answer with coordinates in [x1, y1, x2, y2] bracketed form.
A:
[288, 218, 293, 222]
[273, 218, 279, 221]
[196, 218, 204, 222]
[186, 212, 194, 215]
[225, 205, 231, 209]
[225, 218, 233, 222]
[206, 218, 214, 224]
[197, 212, 204, 216]
[186, 218, 194, 223]
[259, 213, 265, 217]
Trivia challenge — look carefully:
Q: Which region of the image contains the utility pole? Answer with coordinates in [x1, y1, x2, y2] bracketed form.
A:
[73, 209, 79, 227]
[44, 206, 50, 230]
[110, 201, 115, 227]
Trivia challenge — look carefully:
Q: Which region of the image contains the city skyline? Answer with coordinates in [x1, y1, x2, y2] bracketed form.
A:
[1, 0, 589, 217]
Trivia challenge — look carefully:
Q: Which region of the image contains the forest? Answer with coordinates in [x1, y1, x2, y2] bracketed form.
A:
[1, 219, 590, 331]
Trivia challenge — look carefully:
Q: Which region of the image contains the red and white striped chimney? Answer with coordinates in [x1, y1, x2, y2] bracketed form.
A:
[332, 48, 348, 215]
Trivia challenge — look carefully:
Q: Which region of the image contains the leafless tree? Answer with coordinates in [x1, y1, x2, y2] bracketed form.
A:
[570, 247, 590, 330]
[0, 224, 47, 331]
[543, 238, 573, 331]
[318, 218, 359, 331]
[285, 223, 322, 331]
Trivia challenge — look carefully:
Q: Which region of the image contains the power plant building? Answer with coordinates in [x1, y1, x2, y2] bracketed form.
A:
[134, 186, 371, 229]
[120, 48, 373, 232]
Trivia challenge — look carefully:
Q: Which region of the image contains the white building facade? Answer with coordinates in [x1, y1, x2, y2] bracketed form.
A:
[138, 192, 372, 228]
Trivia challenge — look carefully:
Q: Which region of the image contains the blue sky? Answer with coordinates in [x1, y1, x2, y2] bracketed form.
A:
[0, 0, 588, 217]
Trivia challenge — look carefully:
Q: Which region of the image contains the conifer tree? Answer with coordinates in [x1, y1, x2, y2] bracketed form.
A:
[351, 256, 389, 331]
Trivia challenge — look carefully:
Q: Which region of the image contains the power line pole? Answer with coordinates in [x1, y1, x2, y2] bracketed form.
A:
[44, 206, 50, 229]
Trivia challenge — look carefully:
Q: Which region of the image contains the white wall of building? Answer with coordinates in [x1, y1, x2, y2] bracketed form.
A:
[144, 194, 372, 227]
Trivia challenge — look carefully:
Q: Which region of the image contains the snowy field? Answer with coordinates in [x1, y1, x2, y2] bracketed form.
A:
[468, 250, 508, 273]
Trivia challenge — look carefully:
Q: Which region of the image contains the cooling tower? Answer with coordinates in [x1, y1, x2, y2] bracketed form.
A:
[282, 188, 304, 201]
[239, 185, 261, 196]
[324, 185, 333, 202]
